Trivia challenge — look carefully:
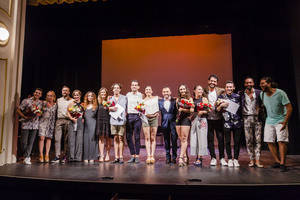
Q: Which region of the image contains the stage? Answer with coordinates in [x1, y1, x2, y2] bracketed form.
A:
[0, 147, 300, 199]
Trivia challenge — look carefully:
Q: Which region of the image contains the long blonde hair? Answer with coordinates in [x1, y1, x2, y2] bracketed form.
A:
[98, 87, 109, 104]
[46, 90, 56, 102]
[83, 91, 98, 110]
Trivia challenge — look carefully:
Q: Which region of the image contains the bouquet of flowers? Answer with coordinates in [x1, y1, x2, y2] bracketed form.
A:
[68, 104, 84, 119]
[178, 99, 193, 109]
[19, 103, 42, 122]
[135, 102, 148, 124]
[196, 102, 212, 112]
[32, 104, 43, 116]
[68, 104, 84, 131]
[176, 99, 194, 123]
[134, 102, 145, 114]
[102, 100, 115, 109]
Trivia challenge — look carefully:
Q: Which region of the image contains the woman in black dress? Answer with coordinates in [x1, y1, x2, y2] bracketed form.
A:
[176, 84, 194, 167]
[96, 87, 111, 162]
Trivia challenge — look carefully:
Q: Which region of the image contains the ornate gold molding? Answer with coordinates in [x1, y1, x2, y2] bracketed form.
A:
[0, 0, 12, 18]
[28, 0, 98, 6]
[0, 58, 8, 154]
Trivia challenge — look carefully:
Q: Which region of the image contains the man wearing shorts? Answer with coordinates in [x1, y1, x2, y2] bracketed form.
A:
[109, 83, 127, 164]
[260, 77, 293, 172]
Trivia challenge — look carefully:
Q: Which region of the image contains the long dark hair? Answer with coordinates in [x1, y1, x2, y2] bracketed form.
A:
[177, 84, 191, 99]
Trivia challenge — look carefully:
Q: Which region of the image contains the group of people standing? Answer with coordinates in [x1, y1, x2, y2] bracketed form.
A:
[17, 75, 292, 172]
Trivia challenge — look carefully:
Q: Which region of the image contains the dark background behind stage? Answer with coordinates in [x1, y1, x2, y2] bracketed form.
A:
[22, 0, 300, 154]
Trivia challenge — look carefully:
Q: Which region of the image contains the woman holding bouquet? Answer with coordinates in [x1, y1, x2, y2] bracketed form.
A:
[38, 91, 57, 163]
[67, 90, 84, 162]
[96, 88, 111, 162]
[83, 91, 98, 163]
[190, 85, 209, 167]
[176, 84, 194, 167]
[142, 86, 159, 164]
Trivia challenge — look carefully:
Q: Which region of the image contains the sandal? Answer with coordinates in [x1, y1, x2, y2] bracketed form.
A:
[150, 156, 155, 164]
[104, 154, 110, 162]
[146, 157, 151, 164]
[183, 155, 189, 165]
[99, 156, 104, 162]
[178, 157, 186, 167]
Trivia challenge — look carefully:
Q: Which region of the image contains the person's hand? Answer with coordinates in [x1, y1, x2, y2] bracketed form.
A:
[279, 121, 288, 131]
[221, 102, 229, 108]
[178, 108, 184, 112]
[110, 106, 118, 112]
[72, 118, 77, 123]
[198, 111, 207, 116]
[155, 112, 159, 117]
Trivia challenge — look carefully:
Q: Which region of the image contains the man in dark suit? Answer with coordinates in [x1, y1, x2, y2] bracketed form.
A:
[158, 87, 178, 164]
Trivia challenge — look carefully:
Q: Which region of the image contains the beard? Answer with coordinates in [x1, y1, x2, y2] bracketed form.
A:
[246, 86, 253, 91]
[209, 84, 216, 88]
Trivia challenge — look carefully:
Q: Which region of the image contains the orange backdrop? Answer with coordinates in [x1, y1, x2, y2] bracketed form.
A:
[102, 34, 232, 96]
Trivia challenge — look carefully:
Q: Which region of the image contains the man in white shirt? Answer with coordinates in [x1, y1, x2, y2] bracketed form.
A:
[52, 86, 73, 163]
[203, 74, 226, 166]
[126, 80, 143, 163]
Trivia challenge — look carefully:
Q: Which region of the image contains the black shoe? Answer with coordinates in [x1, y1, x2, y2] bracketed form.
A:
[280, 165, 288, 172]
[111, 158, 119, 164]
[171, 158, 176, 164]
[51, 157, 60, 163]
[166, 158, 171, 164]
[119, 158, 124, 164]
[271, 162, 280, 168]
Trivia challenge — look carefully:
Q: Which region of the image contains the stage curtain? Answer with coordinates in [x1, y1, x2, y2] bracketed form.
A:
[28, 0, 98, 6]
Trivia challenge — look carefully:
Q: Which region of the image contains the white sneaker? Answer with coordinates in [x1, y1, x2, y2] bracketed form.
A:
[210, 158, 217, 166]
[228, 159, 234, 167]
[220, 158, 228, 166]
[233, 159, 240, 167]
[23, 157, 31, 165]
[89, 160, 94, 163]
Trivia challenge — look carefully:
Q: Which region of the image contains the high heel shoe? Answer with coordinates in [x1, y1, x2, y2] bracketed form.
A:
[39, 155, 44, 163]
[146, 157, 151, 164]
[44, 155, 49, 163]
[183, 155, 189, 165]
[178, 157, 186, 167]
[99, 156, 104, 163]
[150, 156, 155, 164]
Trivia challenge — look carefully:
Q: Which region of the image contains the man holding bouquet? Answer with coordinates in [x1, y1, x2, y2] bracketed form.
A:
[17, 88, 43, 164]
[203, 74, 226, 166]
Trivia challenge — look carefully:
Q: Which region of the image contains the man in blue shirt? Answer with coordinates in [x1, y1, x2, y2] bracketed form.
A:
[260, 77, 293, 172]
